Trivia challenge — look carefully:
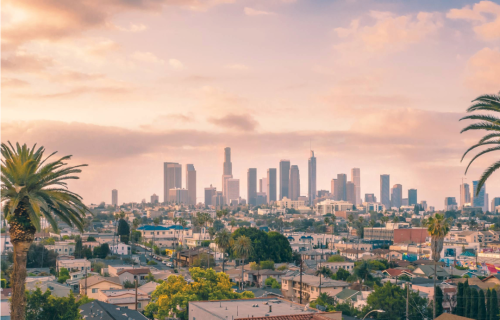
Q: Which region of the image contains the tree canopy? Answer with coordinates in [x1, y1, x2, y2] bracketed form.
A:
[229, 228, 292, 262]
[25, 288, 90, 320]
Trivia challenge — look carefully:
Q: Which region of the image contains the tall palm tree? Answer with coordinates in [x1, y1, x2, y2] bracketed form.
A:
[424, 213, 451, 320]
[215, 229, 231, 273]
[1, 142, 88, 320]
[356, 216, 364, 260]
[233, 235, 253, 291]
[207, 227, 216, 268]
[460, 91, 500, 195]
[179, 218, 187, 249]
[113, 213, 120, 252]
[380, 216, 389, 248]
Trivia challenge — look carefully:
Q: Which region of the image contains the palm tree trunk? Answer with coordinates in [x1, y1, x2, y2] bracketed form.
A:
[434, 260, 437, 320]
[11, 240, 32, 320]
[222, 249, 225, 273]
[241, 259, 245, 291]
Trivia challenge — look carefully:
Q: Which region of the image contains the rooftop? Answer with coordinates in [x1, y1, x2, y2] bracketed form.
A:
[79, 300, 148, 320]
[117, 268, 150, 276]
[283, 274, 349, 288]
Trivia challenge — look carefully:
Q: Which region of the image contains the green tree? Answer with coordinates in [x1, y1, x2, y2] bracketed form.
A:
[57, 267, 70, 283]
[25, 287, 88, 320]
[144, 268, 254, 320]
[487, 289, 492, 320]
[328, 255, 345, 262]
[333, 268, 350, 281]
[215, 229, 231, 273]
[123, 280, 135, 288]
[424, 213, 451, 320]
[491, 289, 499, 320]
[117, 219, 130, 243]
[86, 236, 96, 242]
[74, 236, 83, 259]
[27, 243, 58, 268]
[456, 282, 465, 316]
[466, 287, 472, 318]
[233, 235, 253, 291]
[471, 289, 479, 320]
[460, 91, 500, 196]
[93, 243, 109, 259]
[435, 285, 444, 318]
[264, 277, 281, 289]
[479, 289, 487, 320]
[267, 231, 293, 262]
[1, 142, 89, 320]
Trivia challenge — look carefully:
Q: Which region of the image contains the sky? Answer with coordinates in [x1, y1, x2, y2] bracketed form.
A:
[2, 0, 500, 209]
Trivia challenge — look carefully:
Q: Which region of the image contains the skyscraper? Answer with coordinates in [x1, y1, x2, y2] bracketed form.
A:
[186, 164, 196, 205]
[391, 184, 402, 208]
[472, 181, 486, 212]
[151, 194, 159, 204]
[267, 168, 277, 203]
[365, 193, 376, 202]
[380, 174, 390, 209]
[204, 185, 216, 206]
[408, 189, 417, 206]
[112, 189, 118, 207]
[460, 183, 471, 208]
[331, 179, 336, 196]
[222, 147, 233, 199]
[260, 178, 268, 195]
[351, 168, 361, 205]
[308, 151, 316, 206]
[279, 160, 291, 200]
[491, 197, 500, 213]
[289, 165, 300, 201]
[247, 168, 257, 206]
[346, 181, 356, 205]
[225, 179, 240, 204]
[335, 174, 347, 201]
[164, 162, 182, 203]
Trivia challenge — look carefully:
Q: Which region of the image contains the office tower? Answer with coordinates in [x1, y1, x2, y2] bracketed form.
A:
[256, 193, 267, 206]
[260, 177, 268, 196]
[346, 181, 356, 204]
[408, 189, 417, 206]
[460, 183, 471, 208]
[186, 164, 196, 205]
[222, 147, 233, 198]
[390, 184, 402, 208]
[212, 191, 224, 207]
[225, 179, 240, 204]
[112, 189, 118, 207]
[267, 168, 277, 203]
[335, 174, 347, 201]
[402, 198, 409, 206]
[318, 190, 329, 198]
[420, 201, 428, 211]
[365, 193, 376, 202]
[247, 168, 257, 206]
[491, 197, 500, 213]
[486, 193, 489, 212]
[308, 151, 316, 206]
[169, 188, 189, 204]
[380, 175, 390, 209]
[331, 179, 337, 196]
[279, 160, 291, 200]
[444, 197, 458, 210]
[204, 185, 216, 206]
[472, 181, 486, 211]
[351, 168, 361, 205]
[164, 162, 182, 203]
[151, 194, 159, 204]
[289, 165, 300, 201]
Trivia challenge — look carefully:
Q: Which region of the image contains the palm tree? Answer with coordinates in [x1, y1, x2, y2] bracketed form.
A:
[380, 216, 389, 248]
[215, 229, 231, 273]
[173, 217, 179, 245]
[230, 219, 237, 229]
[356, 216, 364, 260]
[460, 91, 500, 195]
[424, 213, 451, 320]
[1, 142, 88, 320]
[152, 217, 160, 256]
[113, 213, 120, 252]
[207, 227, 216, 268]
[233, 235, 253, 291]
[179, 218, 188, 249]
[347, 214, 354, 244]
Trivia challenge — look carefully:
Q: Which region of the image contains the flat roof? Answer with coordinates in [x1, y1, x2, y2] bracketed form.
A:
[189, 298, 319, 320]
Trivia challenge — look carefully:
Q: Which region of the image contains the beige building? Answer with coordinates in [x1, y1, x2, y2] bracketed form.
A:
[79, 276, 123, 299]
[276, 197, 306, 209]
[331, 242, 373, 252]
[319, 262, 355, 273]
[107, 265, 136, 277]
[45, 242, 76, 255]
[281, 274, 349, 302]
[98, 289, 150, 311]
[117, 268, 151, 286]
[315, 200, 353, 216]
[146, 210, 163, 219]
[56, 259, 91, 272]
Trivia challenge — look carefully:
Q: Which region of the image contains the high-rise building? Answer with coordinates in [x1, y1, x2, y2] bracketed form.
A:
[164, 162, 182, 203]
[204, 185, 216, 206]
[408, 189, 417, 206]
[346, 181, 356, 204]
[402, 198, 409, 206]
[279, 160, 291, 200]
[420, 201, 428, 211]
[335, 174, 347, 201]
[247, 168, 257, 206]
[460, 183, 471, 208]
[380, 175, 390, 209]
[225, 179, 240, 204]
[169, 188, 189, 204]
[222, 147, 233, 199]
[445, 197, 458, 210]
[260, 178, 268, 196]
[186, 164, 196, 205]
[112, 189, 118, 207]
[308, 151, 316, 206]
[289, 165, 300, 201]
[472, 181, 486, 212]
[267, 168, 277, 203]
[491, 197, 500, 213]
[365, 193, 376, 202]
[351, 168, 361, 206]
[256, 193, 267, 206]
[331, 179, 337, 197]
[486, 193, 489, 212]
[151, 193, 159, 204]
[212, 191, 224, 207]
[390, 184, 402, 208]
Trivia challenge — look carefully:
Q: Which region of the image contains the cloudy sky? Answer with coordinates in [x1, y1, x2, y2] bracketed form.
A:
[2, 0, 500, 209]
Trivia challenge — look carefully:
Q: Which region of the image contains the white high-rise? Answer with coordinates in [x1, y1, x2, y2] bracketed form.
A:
[225, 178, 240, 204]
[351, 168, 361, 206]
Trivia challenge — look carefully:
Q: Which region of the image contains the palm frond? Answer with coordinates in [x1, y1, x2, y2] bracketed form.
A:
[465, 146, 500, 174]
[460, 122, 500, 134]
[475, 160, 500, 197]
[461, 140, 500, 162]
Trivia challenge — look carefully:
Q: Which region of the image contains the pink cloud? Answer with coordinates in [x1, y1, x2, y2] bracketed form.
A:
[447, 1, 500, 40]
[465, 47, 500, 92]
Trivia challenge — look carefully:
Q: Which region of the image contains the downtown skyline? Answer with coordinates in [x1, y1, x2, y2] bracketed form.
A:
[3, 0, 500, 208]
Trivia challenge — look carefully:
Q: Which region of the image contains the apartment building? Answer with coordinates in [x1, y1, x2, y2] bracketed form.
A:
[45, 242, 76, 255]
[56, 259, 91, 273]
[281, 274, 349, 302]
[319, 262, 355, 273]
[117, 268, 151, 286]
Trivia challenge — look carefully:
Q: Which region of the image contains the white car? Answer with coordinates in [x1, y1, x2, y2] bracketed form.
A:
[166, 262, 173, 267]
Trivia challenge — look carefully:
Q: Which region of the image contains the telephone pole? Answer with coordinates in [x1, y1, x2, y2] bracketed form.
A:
[299, 259, 303, 304]
[135, 279, 138, 310]
[406, 283, 409, 320]
[85, 267, 88, 296]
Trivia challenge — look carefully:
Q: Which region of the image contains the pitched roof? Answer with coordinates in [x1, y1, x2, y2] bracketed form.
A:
[414, 265, 449, 277]
[117, 268, 150, 276]
[335, 288, 361, 300]
[79, 300, 149, 320]
[383, 269, 412, 277]
[235, 312, 339, 320]
[435, 314, 474, 320]
[79, 275, 122, 288]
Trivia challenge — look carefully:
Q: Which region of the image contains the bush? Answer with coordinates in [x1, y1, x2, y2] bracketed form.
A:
[328, 255, 345, 262]
[92, 261, 106, 274]
[147, 260, 158, 265]
[57, 268, 70, 283]
[123, 280, 135, 288]
[277, 265, 288, 271]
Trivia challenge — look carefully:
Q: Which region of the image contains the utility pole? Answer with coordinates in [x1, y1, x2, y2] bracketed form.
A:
[406, 283, 409, 320]
[135, 279, 138, 310]
[299, 259, 303, 305]
[85, 267, 88, 296]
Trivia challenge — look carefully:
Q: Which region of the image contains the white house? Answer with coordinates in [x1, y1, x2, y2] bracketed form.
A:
[110, 243, 131, 255]
[117, 268, 151, 286]
[56, 259, 91, 272]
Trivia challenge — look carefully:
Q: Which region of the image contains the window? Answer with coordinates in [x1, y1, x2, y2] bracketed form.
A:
[138, 303, 142, 308]
[92, 288, 98, 293]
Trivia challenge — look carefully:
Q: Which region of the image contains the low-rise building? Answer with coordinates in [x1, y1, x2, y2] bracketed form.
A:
[319, 262, 355, 273]
[110, 243, 131, 255]
[26, 278, 71, 297]
[281, 274, 349, 302]
[79, 301, 149, 320]
[107, 265, 135, 277]
[56, 259, 91, 273]
[79, 276, 123, 299]
[45, 241, 76, 255]
[117, 268, 151, 286]
[98, 289, 150, 311]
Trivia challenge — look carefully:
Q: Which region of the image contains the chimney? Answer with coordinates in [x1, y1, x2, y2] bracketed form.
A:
[269, 305, 272, 313]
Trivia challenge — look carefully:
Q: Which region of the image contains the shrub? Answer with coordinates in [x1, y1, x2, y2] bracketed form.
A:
[147, 260, 158, 265]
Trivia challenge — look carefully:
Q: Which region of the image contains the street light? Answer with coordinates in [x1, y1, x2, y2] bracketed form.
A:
[362, 310, 385, 320]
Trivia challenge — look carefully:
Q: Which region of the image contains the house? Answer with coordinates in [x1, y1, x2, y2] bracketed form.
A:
[370, 249, 403, 261]
[117, 268, 151, 285]
[98, 289, 150, 311]
[339, 249, 367, 260]
[334, 288, 362, 304]
[79, 275, 123, 299]
[413, 265, 450, 280]
[138, 281, 160, 295]
[79, 301, 149, 320]
[66, 271, 99, 293]
[299, 250, 330, 261]
[56, 258, 91, 273]
[26, 268, 51, 276]
[482, 274, 500, 286]
[382, 269, 413, 279]
[25, 279, 71, 297]
[175, 247, 210, 267]
[45, 241, 76, 255]
[281, 274, 350, 302]
[320, 262, 355, 273]
[107, 265, 136, 277]
[244, 270, 285, 287]
[110, 243, 131, 255]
